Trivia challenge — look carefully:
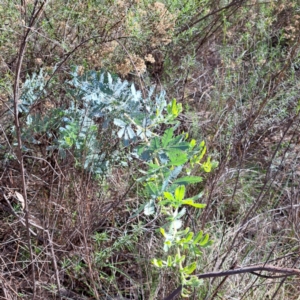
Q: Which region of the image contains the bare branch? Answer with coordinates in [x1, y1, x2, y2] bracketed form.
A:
[164, 264, 300, 300]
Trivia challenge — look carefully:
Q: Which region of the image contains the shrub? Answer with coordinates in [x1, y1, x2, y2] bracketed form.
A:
[7, 67, 217, 297]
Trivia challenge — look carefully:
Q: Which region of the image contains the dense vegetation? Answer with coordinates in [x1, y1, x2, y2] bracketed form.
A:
[0, 0, 300, 299]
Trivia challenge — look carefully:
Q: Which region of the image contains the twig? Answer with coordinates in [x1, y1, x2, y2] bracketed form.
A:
[45, 230, 61, 298]
[23, 155, 61, 176]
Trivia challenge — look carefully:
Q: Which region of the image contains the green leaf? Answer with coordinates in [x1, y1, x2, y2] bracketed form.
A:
[167, 255, 173, 267]
[175, 254, 185, 264]
[171, 99, 178, 116]
[152, 258, 164, 268]
[193, 230, 203, 244]
[185, 276, 203, 287]
[168, 149, 188, 166]
[181, 288, 191, 297]
[177, 238, 186, 245]
[160, 227, 166, 237]
[167, 98, 182, 117]
[65, 136, 73, 147]
[182, 199, 206, 208]
[173, 176, 203, 185]
[161, 165, 183, 191]
[148, 163, 160, 170]
[189, 191, 204, 201]
[211, 160, 219, 169]
[202, 157, 212, 173]
[199, 140, 205, 149]
[162, 128, 174, 148]
[164, 240, 172, 252]
[145, 181, 161, 196]
[168, 142, 190, 151]
[193, 246, 202, 255]
[174, 185, 185, 202]
[185, 231, 194, 243]
[150, 137, 161, 151]
[182, 262, 197, 275]
[199, 142, 206, 161]
[163, 192, 174, 201]
[199, 233, 210, 246]
[204, 240, 213, 247]
[189, 139, 196, 149]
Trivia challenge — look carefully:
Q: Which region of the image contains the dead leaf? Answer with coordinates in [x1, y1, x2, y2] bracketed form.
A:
[15, 191, 25, 210]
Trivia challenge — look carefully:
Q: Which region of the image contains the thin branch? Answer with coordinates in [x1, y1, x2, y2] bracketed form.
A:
[12, 1, 51, 298]
[195, 265, 300, 279]
[163, 264, 300, 300]
[23, 155, 61, 176]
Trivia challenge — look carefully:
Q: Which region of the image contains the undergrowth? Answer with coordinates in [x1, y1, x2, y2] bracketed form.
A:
[1, 0, 300, 299]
